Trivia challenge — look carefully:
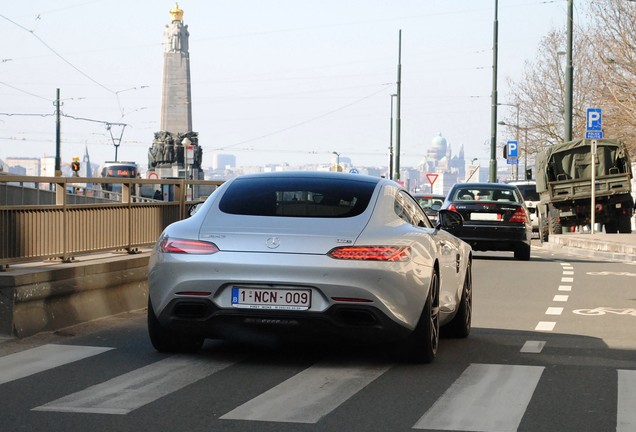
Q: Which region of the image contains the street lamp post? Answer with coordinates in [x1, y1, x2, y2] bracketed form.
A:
[389, 94, 397, 180]
[332, 151, 340, 172]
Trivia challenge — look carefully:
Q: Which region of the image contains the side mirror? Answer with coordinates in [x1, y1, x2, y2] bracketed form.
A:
[436, 209, 464, 231]
[430, 203, 442, 212]
[189, 203, 201, 217]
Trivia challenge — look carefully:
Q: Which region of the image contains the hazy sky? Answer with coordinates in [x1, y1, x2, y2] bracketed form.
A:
[1, 0, 587, 171]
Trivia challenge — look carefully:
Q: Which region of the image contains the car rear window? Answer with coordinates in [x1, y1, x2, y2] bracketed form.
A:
[451, 187, 520, 203]
[218, 176, 377, 217]
[515, 185, 539, 201]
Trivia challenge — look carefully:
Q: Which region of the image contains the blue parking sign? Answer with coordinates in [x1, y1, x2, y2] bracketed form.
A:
[506, 140, 518, 158]
[586, 108, 602, 131]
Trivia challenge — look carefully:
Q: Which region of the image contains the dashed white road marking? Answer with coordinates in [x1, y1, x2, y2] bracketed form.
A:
[617, 370, 636, 432]
[535, 321, 556, 331]
[558, 285, 572, 291]
[413, 364, 544, 431]
[561, 277, 574, 283]
[221, 360, 391, 423]
[34, 354, 239, 415]
[520, 341, 546, 353]
[553, 295, 569, 302]
[545, 307, 564, 315]
[0, 344, 113, 385]
[562, 271, 574, 275]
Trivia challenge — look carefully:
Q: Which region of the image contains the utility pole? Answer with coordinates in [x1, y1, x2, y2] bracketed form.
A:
[564, 0, 574, 141]
[489, 0, 499, 183]
[388, 97, 393, 180]
[55, 88, 62, 177]
[395, 30, 402, 182]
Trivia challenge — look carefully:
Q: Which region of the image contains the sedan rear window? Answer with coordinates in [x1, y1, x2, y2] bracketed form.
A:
[219, 177, 377, 217]
[452, 187, 520, 203]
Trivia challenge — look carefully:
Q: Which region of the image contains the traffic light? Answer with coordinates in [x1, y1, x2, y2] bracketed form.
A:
[71, 159, 80, 173]
[525, 168, 532, 180]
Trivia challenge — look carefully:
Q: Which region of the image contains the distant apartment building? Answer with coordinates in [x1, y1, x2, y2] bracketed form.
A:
[4, 157, 41, 176]
[212, 153, 236, 170]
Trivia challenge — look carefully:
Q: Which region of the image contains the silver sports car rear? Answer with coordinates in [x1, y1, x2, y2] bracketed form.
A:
[148, 171, 472, 363]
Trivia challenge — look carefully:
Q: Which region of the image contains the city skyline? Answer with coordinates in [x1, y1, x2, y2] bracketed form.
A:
[1, 1, 586, 170]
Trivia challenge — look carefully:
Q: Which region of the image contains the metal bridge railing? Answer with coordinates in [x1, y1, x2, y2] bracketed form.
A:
[0, 175, 223, 269]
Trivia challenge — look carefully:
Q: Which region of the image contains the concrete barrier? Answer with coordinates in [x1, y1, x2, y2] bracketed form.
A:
[0, 251, 150, 338]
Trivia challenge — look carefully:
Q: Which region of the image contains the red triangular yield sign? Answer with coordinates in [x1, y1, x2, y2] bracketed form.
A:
[426, 173, 439, 186]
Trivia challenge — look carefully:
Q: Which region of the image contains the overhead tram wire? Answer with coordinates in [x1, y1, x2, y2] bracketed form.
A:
[211, 84, 392, 152]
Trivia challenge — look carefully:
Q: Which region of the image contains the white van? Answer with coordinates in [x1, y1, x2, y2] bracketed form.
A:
[508, 180, 540, 238]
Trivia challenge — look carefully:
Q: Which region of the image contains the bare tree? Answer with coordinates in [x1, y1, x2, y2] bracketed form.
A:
[502, 28, 596, 168]
[587, 0, 636, 156]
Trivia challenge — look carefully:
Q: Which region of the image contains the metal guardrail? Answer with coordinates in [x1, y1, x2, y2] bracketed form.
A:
[0, 175, 223, 268]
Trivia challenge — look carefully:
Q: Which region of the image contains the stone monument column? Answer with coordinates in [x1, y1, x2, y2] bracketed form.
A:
[161, 3, 192, 134]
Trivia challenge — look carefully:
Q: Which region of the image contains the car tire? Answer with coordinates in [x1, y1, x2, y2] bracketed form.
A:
[401, 270, 440, 364]
[442, 261, 472, 339]
[514, 243, 531, 261]
[147, 298, 204, 353]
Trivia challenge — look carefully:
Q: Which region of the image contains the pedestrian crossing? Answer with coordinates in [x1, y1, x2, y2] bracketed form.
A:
[0, 343, 634, 431]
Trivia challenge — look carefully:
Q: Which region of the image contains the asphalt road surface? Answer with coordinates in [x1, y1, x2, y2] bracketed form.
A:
[1, 241, 635, 432]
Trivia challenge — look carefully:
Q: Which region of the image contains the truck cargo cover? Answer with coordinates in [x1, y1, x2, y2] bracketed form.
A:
[535, 138, 632, 192]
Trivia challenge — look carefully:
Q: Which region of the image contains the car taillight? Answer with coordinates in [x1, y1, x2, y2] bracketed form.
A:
[447, 204, 458, 212]
[327, 246, 411, 261]
[509, 208, 527, 223]
[159, 237, 219, 254]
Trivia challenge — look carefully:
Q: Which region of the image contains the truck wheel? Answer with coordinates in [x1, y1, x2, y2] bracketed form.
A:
[605, 221, 618, 233]
[549, 215, 561, 236]
[618, 214, 632, 233]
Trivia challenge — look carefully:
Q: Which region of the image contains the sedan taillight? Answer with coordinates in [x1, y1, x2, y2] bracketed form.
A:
[509, 208, 527, 223]
[447, 204, 458, 212]
[328, 246, 411, 261]
[160, 237, 219, 254]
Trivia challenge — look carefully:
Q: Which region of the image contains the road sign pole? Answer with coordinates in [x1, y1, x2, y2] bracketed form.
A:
[591, 140, 597, 234]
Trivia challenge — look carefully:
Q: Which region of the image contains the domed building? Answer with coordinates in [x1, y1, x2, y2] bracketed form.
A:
[427, 133, 448, 161]
[420, 133, 466, 194]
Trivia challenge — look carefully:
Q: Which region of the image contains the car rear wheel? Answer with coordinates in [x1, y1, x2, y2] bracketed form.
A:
[147, 298, 204, 353]
[401, 271, 439, 364]
[442, 261, 472, 338]
[514, 243, 531, 260]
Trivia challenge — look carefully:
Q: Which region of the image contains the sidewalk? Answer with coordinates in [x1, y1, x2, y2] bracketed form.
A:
[542, 232, 636, 262]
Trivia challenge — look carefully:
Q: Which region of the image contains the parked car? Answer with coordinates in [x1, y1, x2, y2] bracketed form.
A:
[413, 193, 446, 224]
[441, 182, 532, 260]
[148, 171, 473, 363]
[508, 180, 540, 238]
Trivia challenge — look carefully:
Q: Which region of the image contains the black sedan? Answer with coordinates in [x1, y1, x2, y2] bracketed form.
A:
[413, 193, 446, 224]
[440, 182, 532, 260]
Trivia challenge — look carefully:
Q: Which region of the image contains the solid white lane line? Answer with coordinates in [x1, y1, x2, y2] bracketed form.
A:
[0, 344, 113, 385]
[617, 370, 636, 432]
[520, 341, 546, 353]
[221, 361, 390, 423]
[561, 277, 574, 283]
[545, 307, 564, 315]
[553, 295, 569, 302]
[413, 363, 544, 431]
[558, 285, 572, 291]
[33, 354, 238, 415]
[535, 321, 556, 331]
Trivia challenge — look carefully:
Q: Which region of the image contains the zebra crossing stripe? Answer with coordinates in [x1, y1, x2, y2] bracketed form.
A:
[0, 344, 113, 385]
[413, 363, 544, 431]
[220, 360, 391, 423]
[33, 354, 239, 415]
[617, 369, 636, 432]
